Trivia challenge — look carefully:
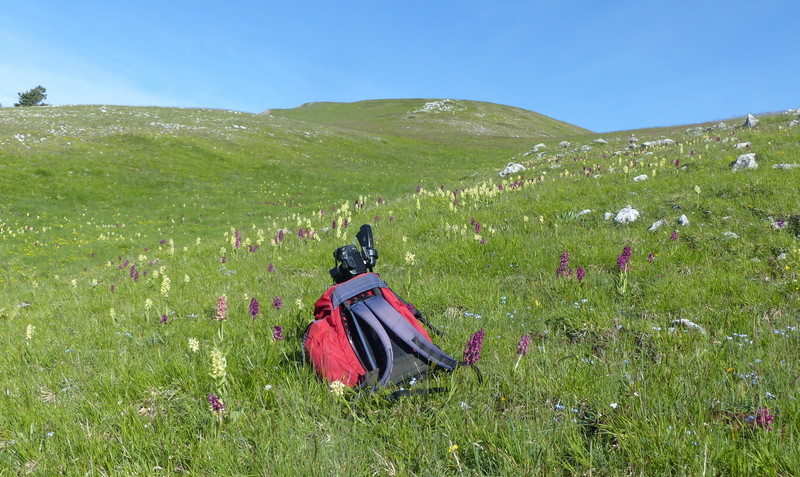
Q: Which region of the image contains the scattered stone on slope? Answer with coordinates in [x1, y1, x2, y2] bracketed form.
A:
[604, 212, 614, 221]
[499, 162, 525, 177]
[732, 153, 758, 172]
[581, 145, 592, 152]
[678, 215, 690, 226]
[772, 163, 800, 170]
[669, 318, 707, 335]
[642, 139, 676, 147]
[558, 141, 570, 148]
[648, 220, 665, 231]
[633, 174, 648, 182]
[576, 209, 593, 217]
[744, 114, 759, 128]
[789, 120, 799, 128]
[532, 143, 546, 152]
[614, 205, 640, 224]
[412, 99, 464, 114]
[734, 142, 751, 149]
[593, 138, 608, 144]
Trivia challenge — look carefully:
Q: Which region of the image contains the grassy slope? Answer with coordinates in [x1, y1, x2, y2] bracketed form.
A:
[1, 101, 799, 474]
[1, 101, 574, 279]
[267, 98, 592, 140]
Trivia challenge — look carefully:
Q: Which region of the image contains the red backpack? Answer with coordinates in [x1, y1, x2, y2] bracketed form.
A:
[303, 225, 478, 395]
[304, 272, 474, 393]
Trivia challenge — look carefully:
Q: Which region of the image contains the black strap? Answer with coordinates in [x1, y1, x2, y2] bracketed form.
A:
[466, 363, 483, 383]
[385, 387, 450, 401]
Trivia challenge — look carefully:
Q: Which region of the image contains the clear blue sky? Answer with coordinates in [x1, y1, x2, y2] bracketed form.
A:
[2, 1, 798, 132]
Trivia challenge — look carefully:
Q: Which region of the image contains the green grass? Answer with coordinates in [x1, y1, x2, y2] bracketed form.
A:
[267, 98, 591, 141]
[1, 101, 799, 474]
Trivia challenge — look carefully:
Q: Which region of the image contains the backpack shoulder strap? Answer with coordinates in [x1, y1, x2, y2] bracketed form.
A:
[362, 295, 459, 371]
[348, 300, 394, 387]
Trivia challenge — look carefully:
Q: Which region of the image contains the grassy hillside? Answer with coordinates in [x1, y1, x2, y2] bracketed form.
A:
[267, 98, 592, 142]
[1, 101, 799, 474]
[1, 101, 570, 280]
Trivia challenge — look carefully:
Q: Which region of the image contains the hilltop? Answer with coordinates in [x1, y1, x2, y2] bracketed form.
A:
[265, 98, 592, 141]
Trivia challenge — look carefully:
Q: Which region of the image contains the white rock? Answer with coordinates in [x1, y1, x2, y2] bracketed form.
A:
[413, 99, 463, 113]
[678, 215, 690, 226]
[789, 120, 799, 127]
[532, 143, 546, 152]
[773, 163, 800, 170]
[576, 209, 593, 217]
[670, 318, 707, 334]
[732, 153, 758, 172]
[581, 145, 592, 152]
[642, 139, 676, 147]
[633, 174, 648, 182]
[734, 142, 751, 149]
[648, 220, 665, 231]
[744, 114, 759, 128]
[593, 138, 608, 144]
[604, 212, 614, 221]
[558, 141, 570, 148]
[614, 205, 640, 224]
[499, 162, 526, 177]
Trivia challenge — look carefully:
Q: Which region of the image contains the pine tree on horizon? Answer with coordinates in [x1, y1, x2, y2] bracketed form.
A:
[15, 85, 49, 107]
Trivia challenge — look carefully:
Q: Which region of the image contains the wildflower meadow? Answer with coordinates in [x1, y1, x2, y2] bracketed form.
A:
[1, 101, 799, 474]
